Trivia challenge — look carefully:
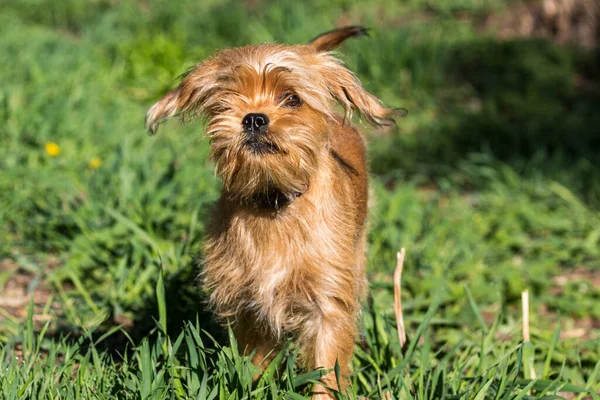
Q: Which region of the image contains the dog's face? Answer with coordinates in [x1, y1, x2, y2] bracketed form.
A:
[146, 33, 399, 199]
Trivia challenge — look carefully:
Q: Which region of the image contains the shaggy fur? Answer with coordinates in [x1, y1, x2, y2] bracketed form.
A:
[146, 26, 403, 398]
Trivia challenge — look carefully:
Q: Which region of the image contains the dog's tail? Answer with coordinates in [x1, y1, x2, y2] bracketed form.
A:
[308, 26, 369, 51]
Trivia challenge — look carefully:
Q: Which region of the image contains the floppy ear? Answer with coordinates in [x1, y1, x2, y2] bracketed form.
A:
[320, 56, 406, 126]
[145, 62, 219, 134]
[309, 26, 369, 51]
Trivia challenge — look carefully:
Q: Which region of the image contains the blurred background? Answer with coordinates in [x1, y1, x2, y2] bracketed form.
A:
[0, 0, 599, 395]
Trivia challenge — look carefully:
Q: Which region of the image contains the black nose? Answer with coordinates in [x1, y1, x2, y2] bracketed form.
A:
[242, 113, 269, 134]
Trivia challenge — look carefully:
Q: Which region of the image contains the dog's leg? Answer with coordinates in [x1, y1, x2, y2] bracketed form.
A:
[301, 315, 356, 399]
[234, 321, 279, 377]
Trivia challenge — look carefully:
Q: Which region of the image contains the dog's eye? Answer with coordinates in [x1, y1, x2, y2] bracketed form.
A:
[282, 93, 302, 109]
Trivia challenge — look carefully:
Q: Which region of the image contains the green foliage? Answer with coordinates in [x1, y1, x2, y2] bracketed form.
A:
[0, 0, 598, 398]
[1, 280, 599, 399]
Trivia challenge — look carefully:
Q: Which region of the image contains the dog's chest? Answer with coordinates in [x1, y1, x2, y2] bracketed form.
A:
[224, 219, 318, 309]
[205, 194, 359, 332]
[244, 255, 323, 334]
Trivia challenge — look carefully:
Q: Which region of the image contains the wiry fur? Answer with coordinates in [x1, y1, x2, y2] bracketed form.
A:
[145, 26, 402, 398]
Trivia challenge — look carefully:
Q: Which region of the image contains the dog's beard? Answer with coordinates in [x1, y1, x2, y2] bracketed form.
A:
[208, 117, 322, 200]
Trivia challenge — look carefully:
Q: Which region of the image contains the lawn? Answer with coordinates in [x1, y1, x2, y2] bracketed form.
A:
[0, 0, 599, 398]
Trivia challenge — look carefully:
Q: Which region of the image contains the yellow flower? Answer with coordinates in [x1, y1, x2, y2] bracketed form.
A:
[45, 142, 60, 157]
[89, 157, 102, 169]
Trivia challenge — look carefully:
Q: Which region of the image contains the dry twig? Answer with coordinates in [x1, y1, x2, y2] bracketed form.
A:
[522, 290, 530, 343]
[393, 248, 407, 349]
[522, 289, 537, 379]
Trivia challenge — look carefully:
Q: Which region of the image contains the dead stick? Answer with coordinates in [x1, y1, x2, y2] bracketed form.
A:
[522, 290, 530, 343]
[522, 289, 537, 379]
[394, 248, 407, 349]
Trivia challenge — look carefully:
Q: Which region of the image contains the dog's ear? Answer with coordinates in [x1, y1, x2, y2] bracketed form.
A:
[320, 56, 406, 126]
[309, 26, 369, 52]
[145, 62, 219, 134]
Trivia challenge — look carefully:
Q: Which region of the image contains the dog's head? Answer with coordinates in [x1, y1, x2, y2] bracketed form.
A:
[146, 26, 403, 200]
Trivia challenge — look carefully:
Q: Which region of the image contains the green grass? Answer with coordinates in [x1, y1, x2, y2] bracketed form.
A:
[1, 0, 599, 398]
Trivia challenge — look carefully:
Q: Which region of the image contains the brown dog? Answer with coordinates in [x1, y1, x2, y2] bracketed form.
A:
[146, 26, 402, 398]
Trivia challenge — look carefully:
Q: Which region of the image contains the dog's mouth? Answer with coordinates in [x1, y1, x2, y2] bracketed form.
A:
[245, 138, 279, 155]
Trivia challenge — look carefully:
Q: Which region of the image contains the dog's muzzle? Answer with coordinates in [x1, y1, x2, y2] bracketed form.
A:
[242, 113, 278, 153]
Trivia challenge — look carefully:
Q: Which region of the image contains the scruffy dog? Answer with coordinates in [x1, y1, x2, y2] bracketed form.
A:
[146, 26, 403, 398]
